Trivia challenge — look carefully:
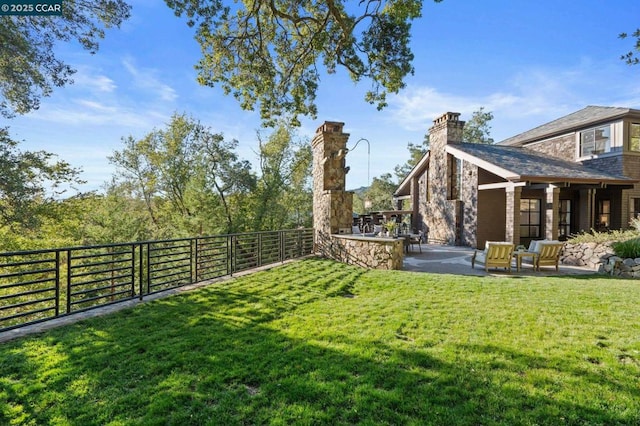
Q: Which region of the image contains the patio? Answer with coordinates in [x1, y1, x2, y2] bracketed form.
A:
[403, 244, 596, 276]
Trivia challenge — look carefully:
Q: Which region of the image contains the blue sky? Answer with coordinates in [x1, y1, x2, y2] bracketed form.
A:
[6, 0, 640, 192]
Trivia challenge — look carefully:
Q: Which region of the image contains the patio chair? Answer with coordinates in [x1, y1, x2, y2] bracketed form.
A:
[408, 231, 423, 253]
[533, 241, 564, 271]
[471, 242, 515, 272]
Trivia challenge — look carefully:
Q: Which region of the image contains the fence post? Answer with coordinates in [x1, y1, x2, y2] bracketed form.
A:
[55, 250, 60, 317]
[66, 249, 72, 314]
[229, 235, 237, 275]
[146, 242, 151, 295]
[193, 238, 198, 284]
[138, 244, 144, 301]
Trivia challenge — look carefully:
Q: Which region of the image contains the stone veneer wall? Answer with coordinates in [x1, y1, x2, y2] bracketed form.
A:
[316, 234, 404, 270]
[525, 134, 576, 160]
[460, 161, 478, 247]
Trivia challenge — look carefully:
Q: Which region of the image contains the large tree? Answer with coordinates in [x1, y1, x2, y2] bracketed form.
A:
[462, 107, 494, 144]
[0, 0, 131, 118]
[0, 128, 84, 230]
[250, 125, 312, 230]
[109, 113, 256, 237]
[166, 0, 440, 126]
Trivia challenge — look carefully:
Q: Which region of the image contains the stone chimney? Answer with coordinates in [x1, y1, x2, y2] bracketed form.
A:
[423, 112, 467, 245]
[429, 112, 465, 151]
[311, 121, 353, 236]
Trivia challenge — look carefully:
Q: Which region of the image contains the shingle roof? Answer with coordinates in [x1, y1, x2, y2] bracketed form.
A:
[499, 106, 638, 147]
[450, 142, 634, 184]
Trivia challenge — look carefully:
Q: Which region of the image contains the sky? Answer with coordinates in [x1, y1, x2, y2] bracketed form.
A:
[6, 0, 640, 193]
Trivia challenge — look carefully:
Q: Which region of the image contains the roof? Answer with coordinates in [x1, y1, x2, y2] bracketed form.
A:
[447, 142, 635, 184]
[499, 106, 640, 147]
[395, 150, 430, 196]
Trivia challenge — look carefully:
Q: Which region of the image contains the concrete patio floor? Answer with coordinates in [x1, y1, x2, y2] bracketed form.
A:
[403, 244, 597, 276]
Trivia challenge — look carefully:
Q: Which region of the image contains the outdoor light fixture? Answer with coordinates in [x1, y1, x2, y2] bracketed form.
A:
[349, 137, 372, 212]
[349, 137, 371, 188]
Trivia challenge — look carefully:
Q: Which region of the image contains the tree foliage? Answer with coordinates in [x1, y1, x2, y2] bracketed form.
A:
[251, 125, 312, 230]
[165, 0, 441, 126]
[462, 107, 494, 144]
[619, 29, 640, 65]
[360, 173, 397, 212]
[109, 113, 256, 237]
[0, 128, 84, 230]
[0, 0, 131, 117]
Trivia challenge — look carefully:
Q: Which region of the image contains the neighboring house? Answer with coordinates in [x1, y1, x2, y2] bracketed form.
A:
[394, 107, 640, 249]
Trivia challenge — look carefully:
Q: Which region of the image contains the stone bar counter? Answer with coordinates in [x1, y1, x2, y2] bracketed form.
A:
[316, 233, 404, 270]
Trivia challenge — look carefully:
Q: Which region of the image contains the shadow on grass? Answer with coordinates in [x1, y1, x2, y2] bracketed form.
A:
[0, 259, 638, 425]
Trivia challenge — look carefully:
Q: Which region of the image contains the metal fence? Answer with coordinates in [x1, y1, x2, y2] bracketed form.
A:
[0, 228, 314, 332]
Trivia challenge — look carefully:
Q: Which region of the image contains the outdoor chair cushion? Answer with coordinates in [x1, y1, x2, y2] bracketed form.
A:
[471, 242, 514, 272]
[534, 241, 564, 271]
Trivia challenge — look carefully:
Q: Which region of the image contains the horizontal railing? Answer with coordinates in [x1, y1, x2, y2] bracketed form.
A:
[0, 228, 314, 332]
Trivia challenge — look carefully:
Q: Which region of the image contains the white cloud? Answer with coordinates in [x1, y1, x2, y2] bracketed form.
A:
[386, 62, 640, 142]
[122, 57, 178, 102]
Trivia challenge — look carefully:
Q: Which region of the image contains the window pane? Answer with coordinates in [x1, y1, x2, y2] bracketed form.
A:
[594, 126, 610, 154]
[531, 226, 540, 238]
[530, 199, 541, 213]
[633, 198, 640, 217]
[631, 124, 640, 152]
[581, 130, 595, 156]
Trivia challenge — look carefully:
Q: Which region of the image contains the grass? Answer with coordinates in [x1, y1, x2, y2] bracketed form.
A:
[1, 257, 639, 425]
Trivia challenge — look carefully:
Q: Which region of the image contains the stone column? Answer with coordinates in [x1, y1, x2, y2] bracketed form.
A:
[311, 121, 352, 237]
[505, 185, 522, 243]
[545, 186, 560, 240]
[578, 189, 594, 232]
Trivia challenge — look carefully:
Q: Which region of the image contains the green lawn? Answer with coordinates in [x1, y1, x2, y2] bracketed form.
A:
[1, 258, 639, 425]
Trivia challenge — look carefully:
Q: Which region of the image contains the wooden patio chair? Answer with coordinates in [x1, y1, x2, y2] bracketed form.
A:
[533, 242, 564, 271]
[471, 242, 515, 272]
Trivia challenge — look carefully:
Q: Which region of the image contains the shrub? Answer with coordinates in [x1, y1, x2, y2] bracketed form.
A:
[568, 228, 638, 244]
[612, 238, 640, 259]
[568, 218, 640, 245]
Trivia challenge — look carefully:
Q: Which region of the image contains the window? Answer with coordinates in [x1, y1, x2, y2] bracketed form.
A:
[580, 125, 610, 156]
[520, 199, 541, 238]
[558, 200, 571, 238]
[598, 200, 610, 229]
[448, 156, 462, 200]
[631, 123, 640, 152]
[629, 197, 640, 221]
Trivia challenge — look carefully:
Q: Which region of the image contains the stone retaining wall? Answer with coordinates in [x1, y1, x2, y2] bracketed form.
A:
[560, 242, 613, 270]
[561, 241, 640, 277]
[315, 232, 404, 270]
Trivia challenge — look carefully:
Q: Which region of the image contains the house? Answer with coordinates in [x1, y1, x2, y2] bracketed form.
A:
[394, 107, 640, 249]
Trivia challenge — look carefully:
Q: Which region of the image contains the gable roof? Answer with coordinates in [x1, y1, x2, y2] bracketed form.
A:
[499, 106, 640, 147]
[447, 142, 634, 184]
[395, 150, 430, 196]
